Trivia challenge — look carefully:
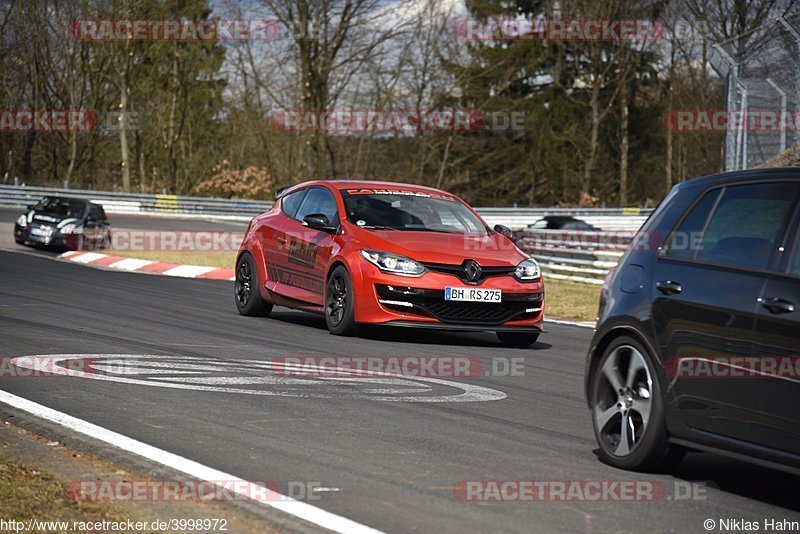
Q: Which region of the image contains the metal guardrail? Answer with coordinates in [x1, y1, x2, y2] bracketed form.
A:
[514, 230, 637, 285]
[0, 185, 651, 227]
[0, 185, 271, 220]
[1, 185, 647, 284]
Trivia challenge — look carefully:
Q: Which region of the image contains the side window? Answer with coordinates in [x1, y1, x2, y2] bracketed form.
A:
[295, 188, 339, 224]
[664, 189, 720, 260]
[281, 189, 307, 219]
[90, 205, 104, 221]
[695, 183, 799, 270]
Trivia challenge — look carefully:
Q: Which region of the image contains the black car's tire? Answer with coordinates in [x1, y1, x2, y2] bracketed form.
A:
[234, 252, 273, 317]
[14, 237, 25, 245]
[325, 265, 359, 336]
[590, 336, 684, 472]
[496, 331, 539, 347]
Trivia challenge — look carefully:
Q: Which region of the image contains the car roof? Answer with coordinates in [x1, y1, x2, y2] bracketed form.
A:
[675, 167, 800, 192]
[283, 180, 454, 196]
[39, 196, 91, 205]
[541, 215, 581, 222]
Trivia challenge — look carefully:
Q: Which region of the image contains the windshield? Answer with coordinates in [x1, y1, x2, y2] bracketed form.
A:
[34, 197, 87, 218]
[341, 188, 487, 235]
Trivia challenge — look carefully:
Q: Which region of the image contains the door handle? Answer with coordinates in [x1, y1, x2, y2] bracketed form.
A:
[656, 280, 682, 295]
[758, 297, 795, 314]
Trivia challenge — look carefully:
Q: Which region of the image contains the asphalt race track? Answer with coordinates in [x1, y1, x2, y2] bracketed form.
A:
[0, 206, 799, 533]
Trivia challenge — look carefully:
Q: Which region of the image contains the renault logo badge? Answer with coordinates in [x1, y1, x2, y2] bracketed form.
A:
[463, 260, 482, 283]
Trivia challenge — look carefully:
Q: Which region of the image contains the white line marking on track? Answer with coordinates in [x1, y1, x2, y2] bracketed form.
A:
[12, 354, 507, 402]
[0, 389, 385, 534]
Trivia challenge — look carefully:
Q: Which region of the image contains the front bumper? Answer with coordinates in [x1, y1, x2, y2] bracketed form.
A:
[353, 262, 545, 331]
[15, 224, 76, 248]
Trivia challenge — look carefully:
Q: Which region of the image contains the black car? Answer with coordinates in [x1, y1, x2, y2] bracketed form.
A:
[527, 215, 600, 231]
[14, 196, 111, 249]
[586, 168, 800, 475]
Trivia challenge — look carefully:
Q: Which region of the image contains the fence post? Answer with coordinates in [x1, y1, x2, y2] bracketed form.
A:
[766, 78, 787, 152]
[712, 44, 739, 172]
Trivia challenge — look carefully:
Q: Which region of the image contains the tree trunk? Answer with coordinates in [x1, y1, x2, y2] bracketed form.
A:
[619, 81, 629, 207]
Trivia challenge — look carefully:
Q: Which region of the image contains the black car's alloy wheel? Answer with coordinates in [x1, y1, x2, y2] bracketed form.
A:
[590, 336, 684, 471]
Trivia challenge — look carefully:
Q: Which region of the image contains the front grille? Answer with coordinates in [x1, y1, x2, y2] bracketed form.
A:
[376, 285, 542, 325]
[422, 262, 515, 285]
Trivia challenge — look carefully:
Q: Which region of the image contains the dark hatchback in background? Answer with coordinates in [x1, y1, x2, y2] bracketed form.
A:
[14, 196, 111, 250]
[586, 168, 800, 475]
[527, 215, 600, 231]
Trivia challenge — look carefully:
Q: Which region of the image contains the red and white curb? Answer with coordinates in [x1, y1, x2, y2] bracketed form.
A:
[59, 251, 235, 281]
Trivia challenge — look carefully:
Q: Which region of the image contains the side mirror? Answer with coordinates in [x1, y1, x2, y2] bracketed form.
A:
[493, 224, 513, 239]
[303, 213, 337, 233]
[27, 204, 35, 211]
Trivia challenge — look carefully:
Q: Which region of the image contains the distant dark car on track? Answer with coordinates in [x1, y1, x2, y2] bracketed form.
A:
[14, 196, 111, 250]
[527, 215, 600, 231]
[586, 168, 800, 475]
[235, 180, 544, 346]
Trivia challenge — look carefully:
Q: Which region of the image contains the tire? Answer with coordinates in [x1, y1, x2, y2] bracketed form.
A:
[589, 336, 684, 472]
[234, 252, 273, 317]
[325, 265, 359, 336]
[496, 331, 539, 347]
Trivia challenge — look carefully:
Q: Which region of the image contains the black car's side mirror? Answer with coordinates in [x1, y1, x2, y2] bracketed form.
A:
[303, 213, 337, 233]
[26, 204, 35, 211]
[493, 224, 513, 239]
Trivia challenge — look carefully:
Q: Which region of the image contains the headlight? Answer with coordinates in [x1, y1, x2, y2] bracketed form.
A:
[16, 215, 27, 227]
[361, 249, 425, 277]
[59, 223, 79, 234]
[514, 258, 540, 281]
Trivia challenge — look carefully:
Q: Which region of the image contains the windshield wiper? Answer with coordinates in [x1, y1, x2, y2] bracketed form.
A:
[360, 225, 399, 230]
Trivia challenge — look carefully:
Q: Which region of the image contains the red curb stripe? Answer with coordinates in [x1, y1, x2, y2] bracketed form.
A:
[92, 255, 126, 266]
[137, 261, 181, 274]
[197, 268, 236, 280]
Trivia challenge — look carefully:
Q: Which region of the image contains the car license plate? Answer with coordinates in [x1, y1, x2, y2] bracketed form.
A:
[445, 287, 501, 302]
[30, 227, 52, 237]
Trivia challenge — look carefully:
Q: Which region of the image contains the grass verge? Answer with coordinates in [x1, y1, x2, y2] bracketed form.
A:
[0, 459, 144, 526]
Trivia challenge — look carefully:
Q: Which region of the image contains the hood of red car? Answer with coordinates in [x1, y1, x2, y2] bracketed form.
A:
[355, 229, 528, 266]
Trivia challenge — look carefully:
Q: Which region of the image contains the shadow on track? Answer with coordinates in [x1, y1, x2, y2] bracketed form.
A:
[263, 309, 553, 349]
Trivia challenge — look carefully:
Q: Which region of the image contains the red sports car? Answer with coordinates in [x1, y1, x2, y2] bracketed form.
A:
[234, 181, 544, 347]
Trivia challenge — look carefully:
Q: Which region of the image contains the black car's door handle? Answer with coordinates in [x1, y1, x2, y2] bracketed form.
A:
[656, 280, 682, 295]
[758, 297, 795, 314]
